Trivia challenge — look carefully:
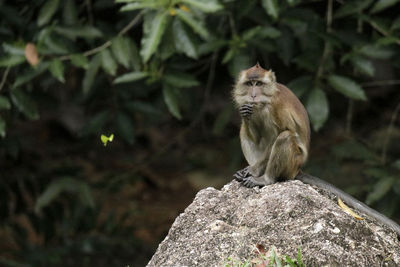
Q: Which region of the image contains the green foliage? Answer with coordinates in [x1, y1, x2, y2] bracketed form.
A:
[2, 0, 397, 137]
[332, 140, 400, 216]
[35, 177, 95, 213]
[1, 0, 400, 265]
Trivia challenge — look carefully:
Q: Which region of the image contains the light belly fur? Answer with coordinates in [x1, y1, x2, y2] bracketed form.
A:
[241, 107, 278, 166]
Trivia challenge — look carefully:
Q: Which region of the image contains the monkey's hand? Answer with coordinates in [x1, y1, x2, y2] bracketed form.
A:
[233, 166, 251, 181]
[239, 104, 253, 119]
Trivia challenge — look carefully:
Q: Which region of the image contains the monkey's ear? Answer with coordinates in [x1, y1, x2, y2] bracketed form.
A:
[268, 71, 276, 82]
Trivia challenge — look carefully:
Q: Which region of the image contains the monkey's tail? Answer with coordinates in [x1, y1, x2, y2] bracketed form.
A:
[296, 172, 400, 238]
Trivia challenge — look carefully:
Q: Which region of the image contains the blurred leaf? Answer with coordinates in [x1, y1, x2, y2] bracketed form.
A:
[364, 167, 390, 179]
[0, 54, 25, 67]
[163, 85, 182, 119]
[392, 16, 400, 30]
[332, 140, 376, 161]
[41, 36, 69, 55]
[242, 26, 262, 41]
[176, 9, 209, 40]
[163, 72, 199, 88]
[376, 36, 400, 45]
[212, 105, 233, 136]
[228, 53, 251, 78]
[366, 176, 395, 205]
[334, 0, 374, 18]
[173, 18, 198, 59]
[261, 0, 279, 20]
[317, 32, 343, 48]
[49, 59, 65, 83]
[222, 48, 235, 64]
[392, 159, 400, 170]
[101, 49, 117, 76]
[292, 52, 319, 72]
[111, 36, 131, 69]
[126, 38, 142, 71]
[141, 11, 170, 63]
[0, 96, 11, 110]
[54, 26, 102, 40]
[10, 88, 40, 120]
[181, 0, 223, 12]
[70, 54, 89, 69]
[276, 28, 294, 65]
[370, 0, 400, 13]
[35, 177, 95, 213]
[82, 54, 101, 95]
[13, 62, 49, 88]
[101, 133, 114, 146]
[37, 0, 60, 27]
[349, 55, 375, 76]
[160, 25, 177, 60]
[258, 26, 281, 39]
[119, 2, 159, 12]
[3, 42, 26, 55]
[198, 39, 227, 56]
[25, 43, 40, 66]
[327, 75, 367, 101]
[116, 112, 135, 144]
[114, 71, 148, 84]
[0, 116, 5, 138]
[63, 0, 78, 25]
[124, 101, 161, 116]
[359, 44, 395, 59]
[237, 0, 257, 18]
[306, 88, 329, 131]
[80, 111, 109, 136]
[287, 76, 312, 98]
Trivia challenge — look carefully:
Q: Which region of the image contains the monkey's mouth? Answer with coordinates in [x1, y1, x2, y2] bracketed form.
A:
[249, 102, 266, 108]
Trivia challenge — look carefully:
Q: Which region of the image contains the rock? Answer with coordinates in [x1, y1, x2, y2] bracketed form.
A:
[147, 180, 400, 266]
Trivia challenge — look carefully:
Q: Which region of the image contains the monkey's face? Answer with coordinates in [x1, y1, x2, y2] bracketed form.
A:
[233, 64, 277, 107]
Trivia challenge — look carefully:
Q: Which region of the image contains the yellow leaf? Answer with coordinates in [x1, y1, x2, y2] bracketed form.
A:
[169, 8, 176, 16]
[179, 4, 190, 12]
[25, 43, 40, 66]
[100, 134, 114, 146]
[338, 198, 364, 220]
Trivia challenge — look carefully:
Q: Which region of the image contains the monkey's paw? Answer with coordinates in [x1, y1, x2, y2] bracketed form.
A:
[233, 166, 251, 181]
[241, 176, 264, 188]
[239, 104, 253, 118]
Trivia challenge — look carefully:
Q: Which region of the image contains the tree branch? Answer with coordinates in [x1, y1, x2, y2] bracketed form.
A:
[0, 67, 10, 92]
[59, 10, 144, 61]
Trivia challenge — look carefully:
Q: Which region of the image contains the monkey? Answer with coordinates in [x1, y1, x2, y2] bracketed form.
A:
[232, 63, 310, 187]
[232, 63, 400, 237]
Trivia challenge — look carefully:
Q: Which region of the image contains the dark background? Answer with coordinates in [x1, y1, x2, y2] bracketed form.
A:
[0, 0, 400, 266]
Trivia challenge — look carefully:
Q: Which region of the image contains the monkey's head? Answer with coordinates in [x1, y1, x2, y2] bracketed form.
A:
[233, 63, 277, 107]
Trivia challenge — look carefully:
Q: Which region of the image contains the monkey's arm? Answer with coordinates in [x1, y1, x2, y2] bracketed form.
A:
[297, 173, 400, 237]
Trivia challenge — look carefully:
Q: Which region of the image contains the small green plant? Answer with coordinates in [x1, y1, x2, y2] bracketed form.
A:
[224, 246, 305, 267]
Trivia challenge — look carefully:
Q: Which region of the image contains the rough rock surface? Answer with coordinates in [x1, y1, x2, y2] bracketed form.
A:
[147, 180, 400, 266]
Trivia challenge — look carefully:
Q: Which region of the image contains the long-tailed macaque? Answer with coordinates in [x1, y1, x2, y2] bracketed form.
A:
[232, 63, 400, 237]
[233, 63, 310, 187]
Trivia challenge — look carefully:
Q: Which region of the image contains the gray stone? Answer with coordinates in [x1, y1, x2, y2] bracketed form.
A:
[147, 180, 400, 266]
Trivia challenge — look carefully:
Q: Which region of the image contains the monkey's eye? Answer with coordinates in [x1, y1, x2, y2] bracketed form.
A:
[244, 81, 252, 86]
[255, 81, 263, 86]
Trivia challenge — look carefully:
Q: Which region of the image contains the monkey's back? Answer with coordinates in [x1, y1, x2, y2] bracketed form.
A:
[272, 83, 310, 153]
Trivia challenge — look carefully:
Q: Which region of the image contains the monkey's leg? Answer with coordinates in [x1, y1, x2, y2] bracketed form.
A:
[265, 130, 303, 180]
